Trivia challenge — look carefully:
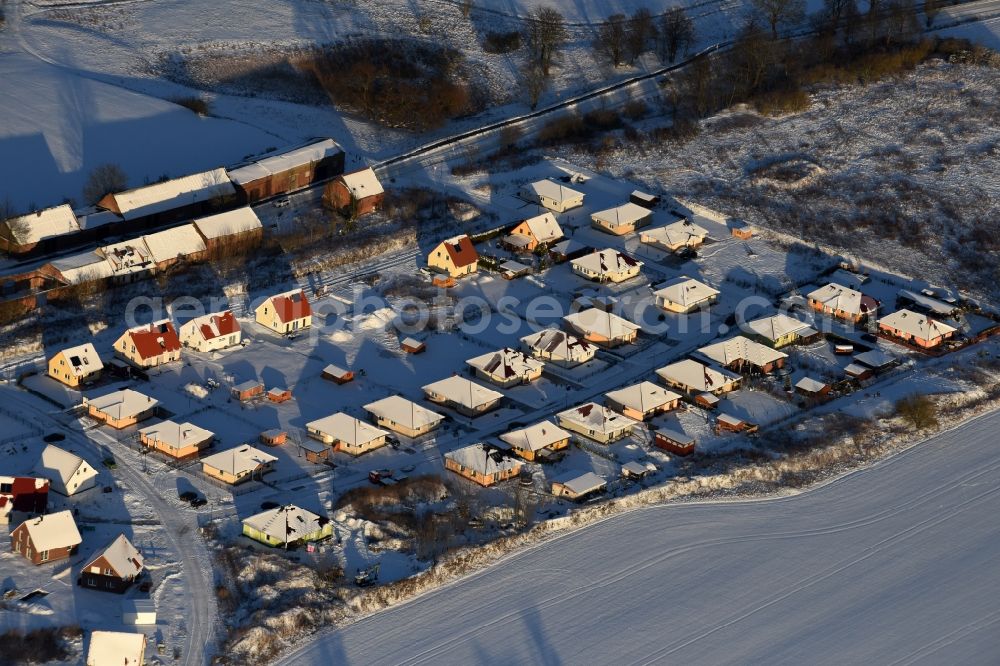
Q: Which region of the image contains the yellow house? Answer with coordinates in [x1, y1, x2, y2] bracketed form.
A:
[428, 234, 479, 278]
[200, 445, 277, 485]
[744, 314, 819, 348]
[364, 396, 444, 438]
[254, 289, 312, 334]
[139, 420, 214, 460]
[444, 444, 522, 486]
[242, 505, 332, 548]
[305, 412, 390, 456]
[556, 402, 638, 444]
[499, 420, 573, 462]
[653, 276, 720, 314]
[47, 342, 103, 387]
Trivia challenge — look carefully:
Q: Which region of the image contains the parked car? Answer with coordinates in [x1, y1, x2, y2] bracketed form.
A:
[274, 197, 290, 208]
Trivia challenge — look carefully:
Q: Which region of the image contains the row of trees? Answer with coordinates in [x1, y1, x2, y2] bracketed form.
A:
[595, 8, 696, 68]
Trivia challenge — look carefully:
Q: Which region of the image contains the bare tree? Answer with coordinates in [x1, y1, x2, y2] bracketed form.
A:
[659, 7, 696, 63]
[460, 0, 473, 19]
[885, 0, 919, 42]
[751, 0, 806, 39]
[595, 14, 628, 67]
[625, 8, 657, 64]
[680, 54, 715, 117]
[923, 0, 942, 25]
[522, 62, 549, 109]
[82, 163, 128, 205]
[526, 7, 567, 76]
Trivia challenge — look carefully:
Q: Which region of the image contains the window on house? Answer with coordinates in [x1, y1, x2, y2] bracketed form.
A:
[40, 550, 49, 561]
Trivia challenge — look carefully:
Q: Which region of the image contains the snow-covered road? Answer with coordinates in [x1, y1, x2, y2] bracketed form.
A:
[278, 408, 1000, 665]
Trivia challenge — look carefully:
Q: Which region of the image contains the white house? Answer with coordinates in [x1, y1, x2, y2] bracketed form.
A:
[36, 445, 97, 496]
[571, 249, 643, 283]
[520, 328, 597, 367]
[743, 313, 819, 348]
[179, 310, 241, 352]
[519, 179, 584, 212]
[364, 396, 445, 438]
[697, 335, 788, 374]
[640, 218, 710, 251]
[653, 276, 720, 313]
[590, 202, 653, 235]
[305, 412, 390, 455]
[556, 402, 638, 444]
[656, 358, 740, 395]
[423, 376, 504, 416]
[466, 348, 544, 388]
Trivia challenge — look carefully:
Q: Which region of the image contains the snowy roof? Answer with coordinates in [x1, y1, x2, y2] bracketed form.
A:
[503, 233, 533, 249]
[84, 534, 143, 577]
[897, 289, 955, 316]
[807, 283, 875, 316]
[553, 471, 606, 495]
[228, 139, 343, 184]
[500, 259, 532, 274]
[87, 631, 144, 666]
[698, 336, 788, 368]
[233, 379, 263, 393]
[655, 428, 695, 445]
[853, 349, 897, 369]
[201, 445, 277, 476]
[640, 219, 709, 247]
[571, 249, 643, 277]
[322, 364, 352, 379]
[549, 239, 590, 256]
[557, 402, 638, 434]
[243, 504, 328, 543]
[622, 460, 655, 476]
[142, 224, 206, 263]
[522, 179, 583, 204]
[656, 359, 740, 392]
[630, 190, 659, 203]
[139, 420, 213, 449]
[446, 444, 521, 476]
[87, 388, 159, 419]
[795, 377, 829, 393]
[423, 376, 504, 409]
[54, 342, 103, 377]
[590, 202, 651, 228]
[181, 310, 240, 342]
[564, 308, 640, 339]
[845, 363, 871, 377]
[48, 251, 113, 284]
[101, 168, 234, 220]
[743, 314, 816, 342]
[606, 382, 681, 413]
[364, 396, 444, 430]
[37, 444, 89, 487]
[101, 239, 154, 274]
[192, 207, 263, 240]
[717, 412, 746, 427]
[654, 276, 720, 308]
[306, 413, 388, 445]
[519, 212, 563, 243]
[500, 420, 573, 452]
[879, 309, 957, 340]
[467, 348, 544, 379]
[17, 510, 82, 552]
[521, 328, 594, 360]
[340, 167, 384, 199]
[5, 204, 80, 244]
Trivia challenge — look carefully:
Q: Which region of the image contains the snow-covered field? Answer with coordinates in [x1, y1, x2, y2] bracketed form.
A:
[278, 407, 1000, 665]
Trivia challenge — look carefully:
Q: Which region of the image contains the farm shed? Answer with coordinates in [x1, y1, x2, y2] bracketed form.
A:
[654, 429, 696, 456]
[322, 364, 355, 384]
[228, 138, 345, 203]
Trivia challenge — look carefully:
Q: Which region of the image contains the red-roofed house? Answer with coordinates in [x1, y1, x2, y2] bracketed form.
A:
[113, 320, 181, 368]
[254, 289, 312, 334]
[179, 310, 242, 352]
[428, 235, 479, 278]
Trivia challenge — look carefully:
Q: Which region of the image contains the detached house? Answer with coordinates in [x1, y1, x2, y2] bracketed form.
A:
[807, 282, 879, 323]
[697, 335, 789, 374]
[640, 219, 710, 251]
[654, 276, 720, 313]
[605, 382, 681, 421]
[79, 534, 144, 593]
[878, 309, 958, 349]
[324, 167, 385, 216]
[139, 420, 214, 459]
[445, 444, 523, 487]
[467, 348, 544, 388]
[306, 412, 390, 456]
[47, 342, 103, 388]
[200, 445, 277, 485]
[520, 328, 597, 367]
[563, 308, 640, 348]
[255, 289, 311, 334]
[11, 510, 82, 565]
[571, 249, 643, 283]
[590, 202, 653, 235]
[499, 420, 572, 462]
[179, 310, 241, 352]
[656, 359, 740, 396]
[86, 388, 159, 428]
[113, 319, 181, 368]
[423, 376, 504, 416]
[502, 212, 564, 252]
[519, 180, 584, 213]
[37, 445, 98, 496]
[744, 313, 820, 348]
[364, 396, 444, 438]
[556, 402, 638, 444]
[428, 234, 479, 278]
[551, 471, 606, 501]
[242, 505, 332, 548]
